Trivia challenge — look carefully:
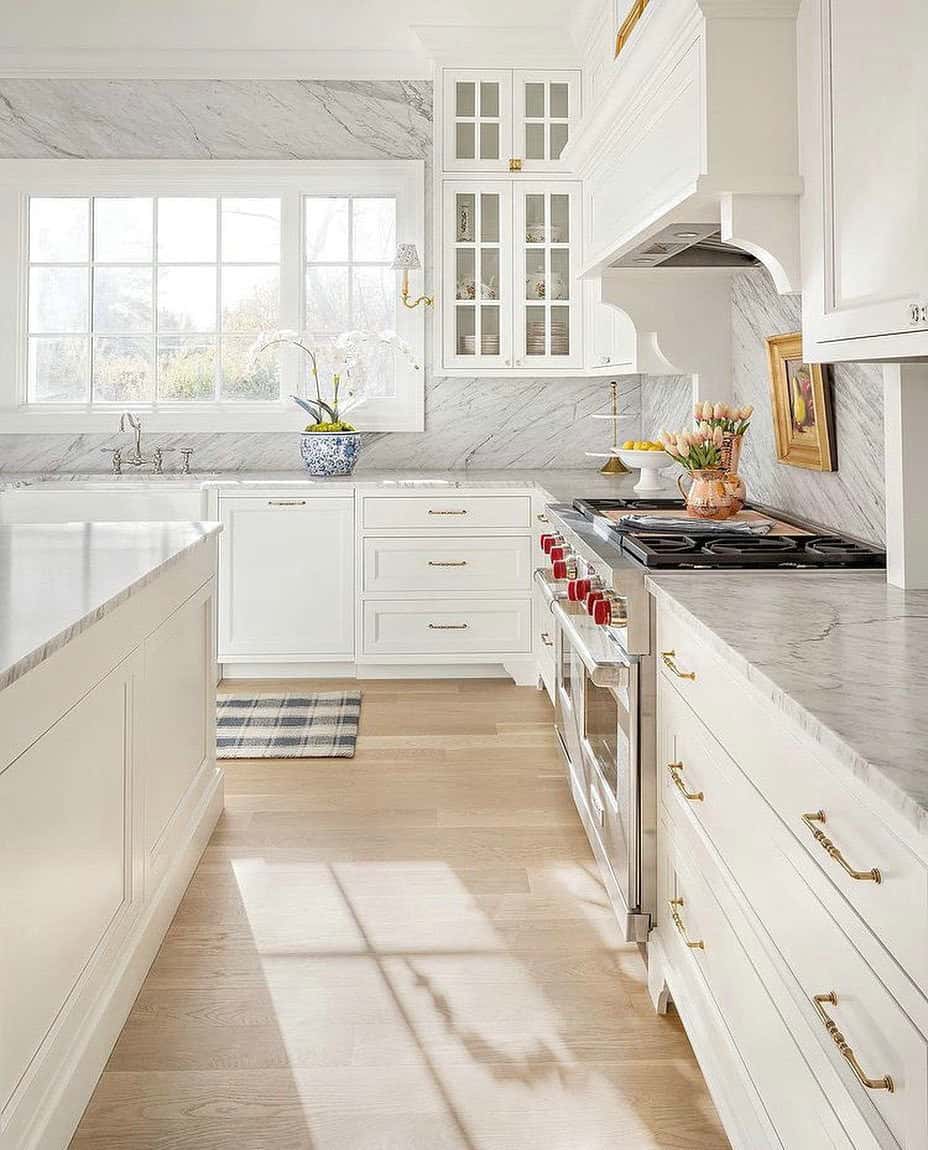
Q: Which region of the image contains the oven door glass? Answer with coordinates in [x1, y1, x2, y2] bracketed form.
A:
[582, 665, 639, 911]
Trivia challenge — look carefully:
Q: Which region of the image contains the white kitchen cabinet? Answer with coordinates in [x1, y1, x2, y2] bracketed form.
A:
[514, 183, 582, 369]
[443, 181, 512, 370]
[442, 68, 579, 173]
[219, 494, 354, 661]
[651, 597, 928, 1150]
[799, 0, 928, 360]
[583, 279, 636, 374]
[440, 180, 583, 373]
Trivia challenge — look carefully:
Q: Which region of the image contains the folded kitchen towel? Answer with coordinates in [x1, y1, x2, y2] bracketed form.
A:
[617, 515, 773, 536]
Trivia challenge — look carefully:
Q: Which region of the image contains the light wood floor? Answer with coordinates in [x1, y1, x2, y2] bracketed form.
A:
[70, 678, 729, 1150]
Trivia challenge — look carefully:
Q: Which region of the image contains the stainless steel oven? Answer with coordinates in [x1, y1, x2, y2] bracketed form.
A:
[550, 598, 651, 942]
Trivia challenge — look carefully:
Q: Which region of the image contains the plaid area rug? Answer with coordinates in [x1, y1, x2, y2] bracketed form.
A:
[216, 692, 361, 759]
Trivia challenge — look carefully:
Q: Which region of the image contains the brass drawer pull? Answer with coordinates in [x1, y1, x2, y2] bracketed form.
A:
[669, 898, 704, 949]
[540, 631, 553, 647]
[662, 650, 696, 680]
[801, 811, 881, 883]
[428, 560, 468, 567]
[428, 622, 469, 630]
[668, 762, 704, 802]
[537, 513, 549, 523]
[428, 508, 468, 515]
[812, 992, 894, 1093]
[268, 499, 307, 506]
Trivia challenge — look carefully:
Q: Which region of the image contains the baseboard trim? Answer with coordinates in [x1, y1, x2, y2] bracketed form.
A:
[220, 661, 522, 681]
[11, 767, 223, 1150]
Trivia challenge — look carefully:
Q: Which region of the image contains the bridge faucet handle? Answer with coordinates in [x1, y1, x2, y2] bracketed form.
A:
[100, 447, 123, 474]
[179, 448, 195, 474]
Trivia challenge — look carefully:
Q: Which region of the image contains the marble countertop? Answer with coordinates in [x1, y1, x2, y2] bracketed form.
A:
[647, 571, 928, 839]
[0, 521, 220, 693]
[0, 468, 645, 504]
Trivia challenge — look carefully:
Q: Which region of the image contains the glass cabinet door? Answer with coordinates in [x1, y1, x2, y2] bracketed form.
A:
[443, 70, 512, 171]
[514, 71, 578, 170]
[443, 183, 511, 368]
[515, 184, 581, 368]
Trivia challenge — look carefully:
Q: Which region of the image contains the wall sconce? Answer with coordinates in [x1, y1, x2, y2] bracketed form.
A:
[393, 243, 434, 309]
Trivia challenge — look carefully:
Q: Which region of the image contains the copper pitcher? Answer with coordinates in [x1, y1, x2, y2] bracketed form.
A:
[677, 469, 735, 520]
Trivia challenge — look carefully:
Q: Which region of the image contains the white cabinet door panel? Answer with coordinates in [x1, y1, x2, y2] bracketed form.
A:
[362, 494, 531, 530]
[363, 536, 532, 593]
[220, 495, 354, 659]
[0, 660, 132, 1114]
[363, 599, 532, 656]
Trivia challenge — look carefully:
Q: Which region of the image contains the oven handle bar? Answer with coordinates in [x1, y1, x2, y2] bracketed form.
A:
[551, 600, 630, 689]
[533, 566, 570, 605]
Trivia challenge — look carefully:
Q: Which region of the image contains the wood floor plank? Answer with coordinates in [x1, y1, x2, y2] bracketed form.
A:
[70, 678, 729, 1150]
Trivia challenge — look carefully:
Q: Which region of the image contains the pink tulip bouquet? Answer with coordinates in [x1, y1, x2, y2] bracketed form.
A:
[693, 401, 753, 436]
[659, 424, 726, 470]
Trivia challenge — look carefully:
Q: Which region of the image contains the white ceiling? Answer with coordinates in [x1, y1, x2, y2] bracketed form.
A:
[0, 0, 587, 56]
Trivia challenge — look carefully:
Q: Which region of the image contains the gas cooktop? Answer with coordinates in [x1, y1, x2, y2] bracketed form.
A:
[572, 497, 886, 571]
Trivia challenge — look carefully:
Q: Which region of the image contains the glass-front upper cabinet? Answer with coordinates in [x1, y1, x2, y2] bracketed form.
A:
[442, 183, 512, 369]
[513, 184, 582, 369]
[443, 71, 513, 173]
[442, 69, 579, 173]
[515, 72, 577, 169]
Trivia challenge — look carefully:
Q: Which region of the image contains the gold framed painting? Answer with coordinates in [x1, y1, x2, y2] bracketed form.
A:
[765, 332, 837, 471]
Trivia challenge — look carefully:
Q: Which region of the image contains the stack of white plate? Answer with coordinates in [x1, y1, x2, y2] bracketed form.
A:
[459, 335, 477, 355]
[482, 334, 500, 355]
[550, 315, 570, 355]
[526, 316, 546, 356]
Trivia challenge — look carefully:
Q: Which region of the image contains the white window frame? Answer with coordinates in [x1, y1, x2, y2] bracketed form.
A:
[0, 159, 426, 432]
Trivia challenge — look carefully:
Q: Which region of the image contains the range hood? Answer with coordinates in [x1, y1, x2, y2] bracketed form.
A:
[610, 224, 759, 270]
[564, 0, 802, 293]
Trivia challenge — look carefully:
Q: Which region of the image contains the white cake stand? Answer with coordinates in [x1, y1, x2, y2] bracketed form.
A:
[614, 449, 673, 493]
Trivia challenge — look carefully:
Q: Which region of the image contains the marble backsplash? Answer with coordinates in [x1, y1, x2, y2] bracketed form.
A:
[0, 376, 642, 473]
[731, 269, 885, 544]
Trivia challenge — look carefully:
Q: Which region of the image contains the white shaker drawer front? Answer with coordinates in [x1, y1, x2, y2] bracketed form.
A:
[363, 536, 532, 593]
[658, 604, 928, 992]
[363, 600, 532, 656]
[662, 812, 867, 1150]
[362, 495, 532, 530]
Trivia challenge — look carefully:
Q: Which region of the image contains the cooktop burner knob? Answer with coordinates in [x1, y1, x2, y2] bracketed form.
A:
[592, 594, 629, 627]
[552, 556, 578, 581]
[549, 544, 568, 563]
[567, 578, 592, 602]
[585, 590, 604, 614]
[540, 533, 561, 554]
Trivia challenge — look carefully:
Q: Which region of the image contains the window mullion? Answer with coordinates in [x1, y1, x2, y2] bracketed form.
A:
[215, 196, 222, 402]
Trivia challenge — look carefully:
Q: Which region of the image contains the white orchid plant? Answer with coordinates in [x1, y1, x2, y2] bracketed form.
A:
[251, 329, 421, 432]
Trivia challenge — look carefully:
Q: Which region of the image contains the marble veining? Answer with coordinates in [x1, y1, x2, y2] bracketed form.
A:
[0, 80, 432, 160]
[731, 268, 885, 543]
[0, 377, 643, 474]
[0, 521, 221, 692]
[648, 572, 928, 839]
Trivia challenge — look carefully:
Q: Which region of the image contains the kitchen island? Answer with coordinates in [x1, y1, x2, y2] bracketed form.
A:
[0, 522, 222, 1150]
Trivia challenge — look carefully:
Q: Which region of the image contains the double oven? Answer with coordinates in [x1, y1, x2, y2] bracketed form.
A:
[535, 510, 656, 942]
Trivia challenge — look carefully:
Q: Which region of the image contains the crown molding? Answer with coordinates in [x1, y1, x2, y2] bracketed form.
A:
[0, 48, 432, 80]
[411, 25, 581, 67]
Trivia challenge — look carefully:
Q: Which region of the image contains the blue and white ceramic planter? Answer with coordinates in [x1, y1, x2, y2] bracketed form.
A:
[299, 430, 362, 477]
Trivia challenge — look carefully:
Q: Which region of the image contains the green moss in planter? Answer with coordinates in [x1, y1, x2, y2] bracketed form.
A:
[305, 421, 357, 433]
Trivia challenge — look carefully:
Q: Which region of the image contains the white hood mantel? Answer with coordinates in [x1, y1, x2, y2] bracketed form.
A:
[564, 0, 802, 293]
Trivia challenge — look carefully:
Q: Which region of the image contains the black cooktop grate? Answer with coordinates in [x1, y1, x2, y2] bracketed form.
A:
[620, 532, 886, 569]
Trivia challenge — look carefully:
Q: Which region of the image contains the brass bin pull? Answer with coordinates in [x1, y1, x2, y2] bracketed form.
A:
[669, 897, 704, 949]
[428, 560, 468, 567]
[668, 762, 704, 802]
[428, 508, 468, 515]
[812, 992, 894, 1093]
[540, 631, 554, 647]
[428, 623, 468, 630]
[662, 650, 696, 680]
[801, 811, 881, 883]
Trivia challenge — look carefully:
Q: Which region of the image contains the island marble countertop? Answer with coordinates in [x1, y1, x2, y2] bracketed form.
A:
[0, 468, 645, 504]
[647, 571, 928, 840]
[0, 521, 220, 693]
